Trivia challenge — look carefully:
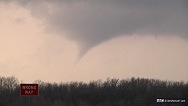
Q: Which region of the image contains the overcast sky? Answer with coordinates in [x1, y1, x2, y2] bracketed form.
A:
[0, 0, 188, 83]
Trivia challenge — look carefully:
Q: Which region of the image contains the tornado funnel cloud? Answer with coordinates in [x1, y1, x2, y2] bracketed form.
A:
[11, 0, 188, 58]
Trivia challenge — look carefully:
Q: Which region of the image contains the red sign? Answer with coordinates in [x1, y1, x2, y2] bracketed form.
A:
[20, 84, 39, 96]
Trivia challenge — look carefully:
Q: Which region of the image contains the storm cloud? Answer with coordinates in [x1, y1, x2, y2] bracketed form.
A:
[9, 0, 188, 57]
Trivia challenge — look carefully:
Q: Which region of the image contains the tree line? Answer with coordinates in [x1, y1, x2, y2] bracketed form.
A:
[0, 76, 187, 106]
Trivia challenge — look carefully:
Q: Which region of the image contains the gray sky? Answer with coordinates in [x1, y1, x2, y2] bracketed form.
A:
[0, 0, 188, 83]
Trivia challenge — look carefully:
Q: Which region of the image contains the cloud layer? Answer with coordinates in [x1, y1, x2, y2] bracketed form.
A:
[7, 0, 188, 56]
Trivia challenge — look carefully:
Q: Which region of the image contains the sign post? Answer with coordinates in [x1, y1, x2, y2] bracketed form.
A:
[20, 84, 39, 106]
[20, 84, 39, 96]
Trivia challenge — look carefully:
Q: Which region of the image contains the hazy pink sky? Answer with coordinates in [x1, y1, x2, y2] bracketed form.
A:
[0, 1, 188, 83]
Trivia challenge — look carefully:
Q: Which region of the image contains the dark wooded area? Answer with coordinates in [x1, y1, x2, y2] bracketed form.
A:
[0, 76, 187, 106]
